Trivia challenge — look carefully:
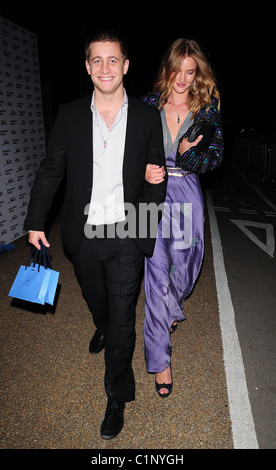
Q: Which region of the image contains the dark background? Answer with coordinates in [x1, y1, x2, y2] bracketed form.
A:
[1, 5, 274, 139]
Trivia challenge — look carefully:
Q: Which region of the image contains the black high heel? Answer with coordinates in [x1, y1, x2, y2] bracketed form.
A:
[170, 322, 178, 334]
[155, 365, 173, 398]
[155, 379, 173, 398]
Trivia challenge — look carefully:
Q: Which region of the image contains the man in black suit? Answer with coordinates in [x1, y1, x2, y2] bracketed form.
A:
[24, 31, 167, 439]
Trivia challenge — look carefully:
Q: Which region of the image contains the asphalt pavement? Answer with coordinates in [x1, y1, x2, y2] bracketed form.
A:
[205, 157, 276, 450]
[1, 152, 275, 459]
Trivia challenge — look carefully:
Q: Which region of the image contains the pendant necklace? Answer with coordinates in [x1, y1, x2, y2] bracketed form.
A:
[172, 107, 181, 125]
[98, 124, 108, 149]
[172, 103, 187, 125]
[98, 110, 119, 149]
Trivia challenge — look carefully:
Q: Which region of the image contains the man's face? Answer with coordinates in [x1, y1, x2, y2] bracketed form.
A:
[85, 41, 129, 96]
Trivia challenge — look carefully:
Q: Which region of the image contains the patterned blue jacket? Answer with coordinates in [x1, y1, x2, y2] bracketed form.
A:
[142, 92, 224, 173]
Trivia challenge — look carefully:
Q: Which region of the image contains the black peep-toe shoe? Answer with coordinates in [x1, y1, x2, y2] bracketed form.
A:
[155, 379, 173, 398]
[155, 364, 173, 398]
[170, 322, 178, 334]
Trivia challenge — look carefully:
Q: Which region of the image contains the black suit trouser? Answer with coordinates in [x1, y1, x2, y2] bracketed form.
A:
[72, 228, 144, 402]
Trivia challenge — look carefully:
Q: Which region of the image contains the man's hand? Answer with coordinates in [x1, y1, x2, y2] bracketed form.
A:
[28, 231, 50, 250]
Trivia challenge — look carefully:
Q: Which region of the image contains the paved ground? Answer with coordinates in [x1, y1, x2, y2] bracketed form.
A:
[207, 158, 276, 450]
[0, 206, 233, 452]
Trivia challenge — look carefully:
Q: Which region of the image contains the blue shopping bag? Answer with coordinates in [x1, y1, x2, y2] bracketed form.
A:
[40, 243, 59, 305]
[37, 266, 51, 304]
[44, 268, 59, 305]
[8, 262, 48, 304]
[9, 242, 59, 305]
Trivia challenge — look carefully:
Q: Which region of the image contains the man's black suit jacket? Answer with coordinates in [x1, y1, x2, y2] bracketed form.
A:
[24, 94, 167, 257]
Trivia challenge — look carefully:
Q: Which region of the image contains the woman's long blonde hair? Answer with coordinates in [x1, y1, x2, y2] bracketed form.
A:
[154, 38, 220, 117]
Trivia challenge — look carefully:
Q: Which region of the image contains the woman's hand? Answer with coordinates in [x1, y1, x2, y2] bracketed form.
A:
[179, 134, 203, 155]
[145, 164, 166, 184]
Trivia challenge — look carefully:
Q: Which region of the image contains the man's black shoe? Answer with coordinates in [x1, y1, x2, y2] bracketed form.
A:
[100, 400, 125, 440]
[89, 329, 105, 354]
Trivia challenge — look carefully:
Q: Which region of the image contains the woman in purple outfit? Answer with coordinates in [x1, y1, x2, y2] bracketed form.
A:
[143, 38, 224, 397]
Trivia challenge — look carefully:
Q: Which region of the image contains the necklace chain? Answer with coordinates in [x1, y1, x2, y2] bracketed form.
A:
[97, 109, 119, 149]
[101, 110, 119, 129]
[98, 125, 108, 149]
[171, 102, 188, 125]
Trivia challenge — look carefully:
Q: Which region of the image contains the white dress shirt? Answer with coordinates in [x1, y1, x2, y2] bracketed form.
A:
[86, 91, 128, 226]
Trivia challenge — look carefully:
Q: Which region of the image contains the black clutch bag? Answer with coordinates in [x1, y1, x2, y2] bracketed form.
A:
[179, 121, 216, 154]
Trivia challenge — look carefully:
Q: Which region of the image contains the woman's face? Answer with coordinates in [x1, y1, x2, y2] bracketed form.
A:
[172, 55, 197, 94]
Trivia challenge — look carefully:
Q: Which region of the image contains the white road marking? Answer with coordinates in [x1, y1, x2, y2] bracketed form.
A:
[213, 206, 232, 212]
[230, 219, 275, 258]
[206, 190, 259, 449]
